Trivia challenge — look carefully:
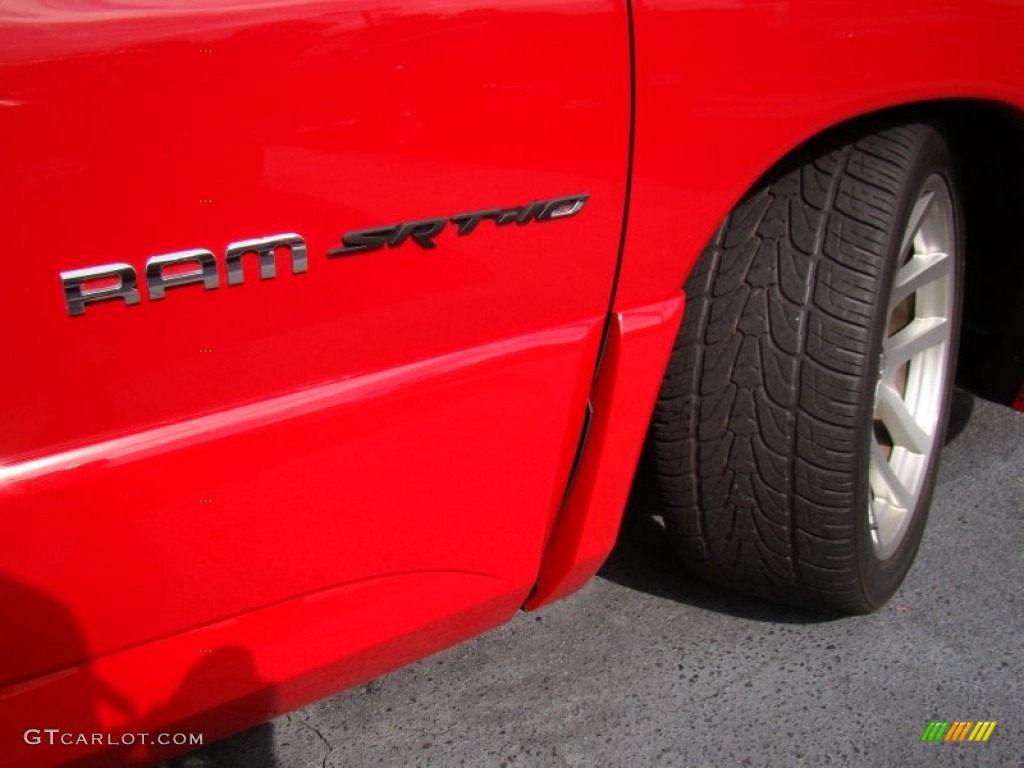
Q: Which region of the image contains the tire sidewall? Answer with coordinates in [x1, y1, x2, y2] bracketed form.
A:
[853, 127, 964, 610]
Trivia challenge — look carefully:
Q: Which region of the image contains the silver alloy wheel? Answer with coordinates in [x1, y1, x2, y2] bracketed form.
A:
[868, 174, 956, 559]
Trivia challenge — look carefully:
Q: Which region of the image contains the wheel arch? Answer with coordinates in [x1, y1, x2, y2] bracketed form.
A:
[528, 97, 1024, 610]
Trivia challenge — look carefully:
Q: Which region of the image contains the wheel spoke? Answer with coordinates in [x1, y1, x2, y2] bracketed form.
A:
[869, 438, 914, 512]
[870, 492, 900, 540]
[890, 250, 951, 307]
[899, 190, 936, 256]
[884, 316, 948, 370]
[876, 382, 930, 454]
[867, 172, 955, 561]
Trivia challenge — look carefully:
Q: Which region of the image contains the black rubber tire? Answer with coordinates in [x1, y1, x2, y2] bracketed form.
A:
[649, 123, 963, 614]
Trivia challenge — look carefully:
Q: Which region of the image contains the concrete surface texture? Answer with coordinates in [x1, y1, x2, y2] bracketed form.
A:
[173, 391, 1022, 767]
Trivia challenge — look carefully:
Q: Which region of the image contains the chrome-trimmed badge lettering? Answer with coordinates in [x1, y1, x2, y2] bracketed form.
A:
[60, 263, 141, 317]
[146, 249, 219, 300]
[225, 233, 308, 285]
[59, 234, 310, 317]
[59, 193, 589, 317]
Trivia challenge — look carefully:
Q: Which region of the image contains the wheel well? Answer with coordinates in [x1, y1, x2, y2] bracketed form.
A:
[636, 100, 1024, 523]
[941, 102, 1024, 405]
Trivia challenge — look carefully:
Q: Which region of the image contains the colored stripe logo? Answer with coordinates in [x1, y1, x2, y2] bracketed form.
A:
[921, 721, 997, 742]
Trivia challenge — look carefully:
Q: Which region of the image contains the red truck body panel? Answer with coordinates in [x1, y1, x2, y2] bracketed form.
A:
[1, 0, 1022, 764]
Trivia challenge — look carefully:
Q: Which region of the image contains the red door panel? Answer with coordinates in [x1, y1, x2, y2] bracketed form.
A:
[0, 0, 630, 729]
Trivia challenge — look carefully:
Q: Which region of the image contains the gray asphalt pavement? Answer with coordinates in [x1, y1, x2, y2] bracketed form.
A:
[178, 391, 1023, 767]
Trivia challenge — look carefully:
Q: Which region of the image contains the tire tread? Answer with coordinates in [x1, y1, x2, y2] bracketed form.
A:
[650, 124, 941, 612]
